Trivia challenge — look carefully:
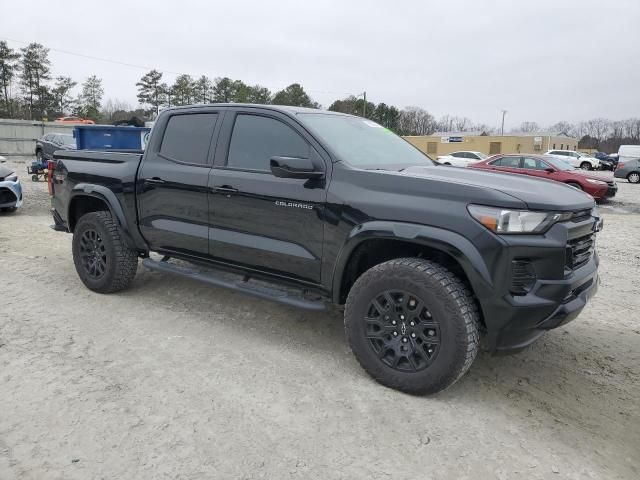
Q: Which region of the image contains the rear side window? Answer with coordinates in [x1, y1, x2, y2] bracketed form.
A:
[492, 157, 521, 168]
[227, 114, 309, 171]
[160, 113, 218, 165]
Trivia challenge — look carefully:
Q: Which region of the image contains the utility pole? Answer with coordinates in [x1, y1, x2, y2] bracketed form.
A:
[501, 109, 507, 135]
[363, 91, 367, 118]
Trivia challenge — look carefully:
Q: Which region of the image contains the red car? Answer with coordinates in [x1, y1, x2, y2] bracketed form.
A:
[469, 154, 617, 200]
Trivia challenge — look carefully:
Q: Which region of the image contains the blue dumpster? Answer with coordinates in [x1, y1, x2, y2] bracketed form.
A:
[73, 125, 151, 150]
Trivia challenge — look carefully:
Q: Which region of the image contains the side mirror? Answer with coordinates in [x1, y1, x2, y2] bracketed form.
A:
[545, 167, 555, 173]
[270, 156, 324, 180]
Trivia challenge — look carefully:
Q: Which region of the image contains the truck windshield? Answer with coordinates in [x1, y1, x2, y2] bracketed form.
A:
[298, 113, 435, 170]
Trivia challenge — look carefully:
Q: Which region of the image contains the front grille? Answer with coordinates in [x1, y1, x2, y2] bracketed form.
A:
[510, 259, 536, 295]
[566, 233, 594, 270]
[0, 188, 17, 205]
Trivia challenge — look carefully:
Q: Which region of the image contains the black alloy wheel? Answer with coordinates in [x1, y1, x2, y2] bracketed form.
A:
[365, 290, 440, 372]
[78, 228, 107, 279]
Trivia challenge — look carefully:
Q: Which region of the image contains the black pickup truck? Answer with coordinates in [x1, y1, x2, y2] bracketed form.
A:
[50, 104, 601, 394]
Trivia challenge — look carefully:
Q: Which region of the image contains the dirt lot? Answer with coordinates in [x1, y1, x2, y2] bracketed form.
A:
[1, 157, 639, 479]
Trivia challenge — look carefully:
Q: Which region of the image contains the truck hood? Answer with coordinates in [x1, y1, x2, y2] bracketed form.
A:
[401, 165, 595, 211]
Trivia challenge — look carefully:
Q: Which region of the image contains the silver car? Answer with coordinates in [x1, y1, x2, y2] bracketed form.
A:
[0, 162, 23, 212]
[614, 158, 640, 184]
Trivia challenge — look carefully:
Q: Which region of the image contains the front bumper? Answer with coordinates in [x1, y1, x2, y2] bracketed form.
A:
[604, 183, 618, 198]
[490, 256, 599, 354]
[0, 179, 23, 209]
[478, 214, 600, 354]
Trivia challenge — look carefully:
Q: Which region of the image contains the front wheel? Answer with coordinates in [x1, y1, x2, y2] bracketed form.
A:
[72, 211, 138, 293]
[580, 161, 592, 170]
[628, 172, 640, 184]
[344, 258, 479, 395]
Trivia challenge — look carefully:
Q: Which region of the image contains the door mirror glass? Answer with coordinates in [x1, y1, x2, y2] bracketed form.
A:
[270, 156, 323, 179]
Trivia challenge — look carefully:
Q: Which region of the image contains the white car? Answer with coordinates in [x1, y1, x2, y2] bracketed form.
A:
[437, 151, 488, 167]
[545, 150, 600, 170]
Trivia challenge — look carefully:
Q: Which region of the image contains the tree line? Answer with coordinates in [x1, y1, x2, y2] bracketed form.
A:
[0, 41, 638, 150]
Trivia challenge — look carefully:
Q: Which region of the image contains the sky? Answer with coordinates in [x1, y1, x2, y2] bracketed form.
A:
[2, 0, 639, 130]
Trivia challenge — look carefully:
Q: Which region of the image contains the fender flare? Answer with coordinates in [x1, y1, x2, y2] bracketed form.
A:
[68, 183, 143, 250]
[331, 220, 496, 303]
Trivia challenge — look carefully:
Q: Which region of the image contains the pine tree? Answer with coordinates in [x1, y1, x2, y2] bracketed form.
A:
[136, 69, 163, 116]
[19, 42, 51, 119]
[78, 75, 104, 120]
[0, 41, 20, 117]
[52, 76, 77, 116]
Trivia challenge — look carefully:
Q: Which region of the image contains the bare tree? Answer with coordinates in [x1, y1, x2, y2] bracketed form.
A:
[518, 121, 540, 133]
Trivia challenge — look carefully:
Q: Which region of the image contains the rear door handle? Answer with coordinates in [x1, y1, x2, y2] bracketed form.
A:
[146, 177, 165, 184]
[213, 185, 239, 195]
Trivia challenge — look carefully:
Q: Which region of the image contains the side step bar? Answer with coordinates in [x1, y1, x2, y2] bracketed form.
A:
[142, 257, 325, 311]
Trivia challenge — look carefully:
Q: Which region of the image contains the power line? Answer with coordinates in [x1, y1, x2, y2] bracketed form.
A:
[0, 36, 357, 98]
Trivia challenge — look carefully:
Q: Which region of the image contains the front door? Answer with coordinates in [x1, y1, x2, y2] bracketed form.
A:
[208, 110, 327, 284]
[521, 156, 552, 179]
[137, 111, 221, 257]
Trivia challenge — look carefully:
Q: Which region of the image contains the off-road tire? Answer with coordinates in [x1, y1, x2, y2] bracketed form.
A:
[344, 258, 479, 395]
[72, 211, 138, 293]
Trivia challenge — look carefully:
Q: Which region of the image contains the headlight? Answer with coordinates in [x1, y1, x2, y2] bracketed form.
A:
[3, 172, 18, 182]
[468, 205, 572, 234]
[586, 178, 607, 185]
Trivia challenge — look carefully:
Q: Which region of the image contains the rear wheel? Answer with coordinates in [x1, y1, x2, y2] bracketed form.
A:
[344, 258, 479, 395]
[566, 182, 583, 190]
[628, 172, 640, 184]
[72, 211, 138, 293]
[580, 161, 592, 170]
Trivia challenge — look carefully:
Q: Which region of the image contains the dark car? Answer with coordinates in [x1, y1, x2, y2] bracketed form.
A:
[49, 104, 601, 395]
[593, 152, 618, 171]
[470, 154, 617, 200]
[35, 133, 76, 161]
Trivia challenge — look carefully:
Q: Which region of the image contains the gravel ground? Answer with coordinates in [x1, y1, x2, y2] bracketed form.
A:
[1, 157, 639, 480]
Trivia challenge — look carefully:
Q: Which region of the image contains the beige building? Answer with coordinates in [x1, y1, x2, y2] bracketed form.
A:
[403, 132, 578, 159]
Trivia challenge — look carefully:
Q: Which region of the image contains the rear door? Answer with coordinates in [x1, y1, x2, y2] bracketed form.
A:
[207, 108, 328, 283]
[137, 109, 222, 257]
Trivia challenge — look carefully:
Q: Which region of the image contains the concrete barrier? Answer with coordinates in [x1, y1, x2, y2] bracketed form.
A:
[0, 119, 75, 156]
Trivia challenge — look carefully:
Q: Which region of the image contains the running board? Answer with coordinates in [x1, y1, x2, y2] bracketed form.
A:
[142, 257, 325, 311]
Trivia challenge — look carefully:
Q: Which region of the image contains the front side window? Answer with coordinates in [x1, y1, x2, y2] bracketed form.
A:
[160, 113, 218, 165]
[522, 157, 548, 170]
[227, 114, 309, 171]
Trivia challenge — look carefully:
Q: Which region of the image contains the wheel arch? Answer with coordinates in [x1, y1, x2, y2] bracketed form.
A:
[331, 222, 494, 314]
[68, 184, 144, 251]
